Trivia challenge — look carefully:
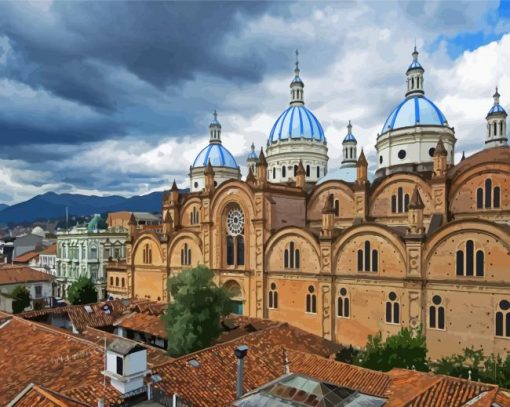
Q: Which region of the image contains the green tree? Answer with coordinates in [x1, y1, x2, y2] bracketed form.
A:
[356, 328, 429, 372]
[67, 276, 98, 305]
[11, 285, 31, 313]
[162, 265, 232, 357]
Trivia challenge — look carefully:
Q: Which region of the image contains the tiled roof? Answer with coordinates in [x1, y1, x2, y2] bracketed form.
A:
[115, 311, 167, 339]
[14, 251, 40, 263]
[152, 323, 344, 406]
[80, 326, 173, 367]
[40, 244, 57, 255]
[0, 265, 53, 285]
[10, 383, 92, 407]
[0, 313, 107, 404]
[21, 298, 147, 332]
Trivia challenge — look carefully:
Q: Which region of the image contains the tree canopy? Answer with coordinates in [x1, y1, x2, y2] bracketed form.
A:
[162, 265, 232, 357]
[11, 285, 31, 314]
[67, 276, 98, 305]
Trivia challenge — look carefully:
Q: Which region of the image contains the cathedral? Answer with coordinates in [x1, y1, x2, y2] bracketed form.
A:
[123, 48, 510, 359]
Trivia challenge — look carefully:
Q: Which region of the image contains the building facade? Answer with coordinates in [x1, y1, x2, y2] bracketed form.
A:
[56, 215, 128, 299]
[124, 49, 510, 359]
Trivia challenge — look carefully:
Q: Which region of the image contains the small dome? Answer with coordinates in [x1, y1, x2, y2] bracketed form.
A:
[343, 121, 357, 143]
[488, 104, 506, 115]
[87, 214, 107, 232]
[381, 95, 447, 135]
[268, 105, 325, 144]
[247, 143, 258, 161]
[31, 226, 45, 237]
[193, 143, 238, 168]
[407, 59, 423, 72]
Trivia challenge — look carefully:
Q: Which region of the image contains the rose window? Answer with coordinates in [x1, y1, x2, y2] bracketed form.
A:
[227, 208, 244, 236]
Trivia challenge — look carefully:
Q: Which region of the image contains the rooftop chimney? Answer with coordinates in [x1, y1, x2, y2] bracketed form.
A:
[97, 399, 105, 407]
[235, 345, 249, 399]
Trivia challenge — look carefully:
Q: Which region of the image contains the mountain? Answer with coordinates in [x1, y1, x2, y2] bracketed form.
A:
[0, 204, 9, 212]
[0, 191, 164, 224]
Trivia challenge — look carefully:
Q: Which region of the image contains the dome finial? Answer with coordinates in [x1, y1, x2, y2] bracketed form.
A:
[494, 87, 500, 105]
[251, 142, 255, 152]
[209, 110, 221, 143]
[347, 120, 352, 134]
[290, 50, 304, 106]
[405, 44, 424, 97]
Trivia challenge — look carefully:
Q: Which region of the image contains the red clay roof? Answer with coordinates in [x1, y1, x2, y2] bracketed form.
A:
[0, 265, 53, 285]
[21, 298, 147, 332]
[40, 244, 57, 255]
[13, 251, 40, 263]
[10, 384, 92, 407]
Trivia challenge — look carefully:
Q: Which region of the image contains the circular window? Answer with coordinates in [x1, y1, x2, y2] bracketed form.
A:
[308, 285, 315, 293]
[379, 156, 383, 164]
[389, 292, 397, 301]
[432, 295, 442, 305]
[398, 150, 406, 160]
[270, 283, 276, 290]
[227, 208, 244, 236]
[194, 182, 198, 188]
[429, 147, 436, 157]
[340, 288, 347, 296]
[500, 300, 510, 311]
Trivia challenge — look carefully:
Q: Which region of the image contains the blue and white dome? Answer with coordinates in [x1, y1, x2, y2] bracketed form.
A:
[488, 104, 506, 115]
[193, 143, 238, 168]
[381, 95, 448, 135]
[268, 105, 325, 143]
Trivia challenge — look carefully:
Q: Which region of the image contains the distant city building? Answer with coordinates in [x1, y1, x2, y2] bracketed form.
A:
[56, 214, 128, 299]
[0, 265, 54, 312]
[107, 211, 161, 230]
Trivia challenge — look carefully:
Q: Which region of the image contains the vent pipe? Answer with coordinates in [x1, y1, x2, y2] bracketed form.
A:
[234, 345, 249, 399]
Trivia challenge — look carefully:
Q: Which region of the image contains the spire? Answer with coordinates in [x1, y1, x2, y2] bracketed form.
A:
[171, 179, 179, 192]
[433, 138, 447, 157]
[204, 159, 214, 175]
[405, 46, 424, 97]
[246, 166, 256, 184]
[290, 49, 304, 106]
[409, 187, 424, 210]
[342, 120, 358, 166]
[209, 110, 222, 144]
[494, 87, 501, 105]
[357, 148, 368, 167]
[296, 160, 306, 176]
[461, 151, 466, 161]
[257, 147, 267, 167]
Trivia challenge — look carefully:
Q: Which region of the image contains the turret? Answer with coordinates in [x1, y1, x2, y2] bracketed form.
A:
[245, 166, 256, 185]
[170, 179, 179, 204]
[128, 213, 137, 237]
[485, 87, 508, 148]
[356, 149, 368, 184]
[407, 187, 425, 235]
[432, 138, 447, 178]
[295, 160, 306, 189]
[341, 121, 357, 166]
[246, 142, 259, 175]
[209, 110, 222, 144]
[256, 148, 268, 188]
[204, 160, 215, 194]
[405, 46, 425, 97]
[163, 211, 173, 235]
[321, 194, 335, 239]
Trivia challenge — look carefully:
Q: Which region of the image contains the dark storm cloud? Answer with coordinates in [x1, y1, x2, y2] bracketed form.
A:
[0, 2, 271, 111]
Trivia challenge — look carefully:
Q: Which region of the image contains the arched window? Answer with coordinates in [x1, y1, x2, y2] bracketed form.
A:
[226, 206, 245, 267]
[385, 291, 400, 324]
[485, 179, 492, 208]
[478, 179, 501, 210]
[306, 285, 317, 314]
[429, 295, 445, 330]
[494, 187, 501, 208]
[306, 165, 310, 177]
[317, 166, 320, 178]
[268, 282, 278, 309]
[273, 167, 276, 179]
[456, 240, 484, 277]
[121, 278, 125, 288]
[357, 241, 378, 272]
[391, 188, 410, 214]
[334, 200, 340, 217]
[115, 277, 119, 286]
[294, 165, 298, 176]
[181, 243, 192, 266]
[337, 287, 350, 318]
[110, 276, 114, 286]
[90, 246, 97, 259]
[282, 166, 286, 178]
[284, 241, 300, 269]
[494, 122, 497, 136]
[495, 300, 510, 337]
[477, 188, 483, 209]
[190, 207, 200, 225]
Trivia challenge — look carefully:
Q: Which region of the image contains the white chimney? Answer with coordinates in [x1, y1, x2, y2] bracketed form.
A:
[103, 339, 147, 395]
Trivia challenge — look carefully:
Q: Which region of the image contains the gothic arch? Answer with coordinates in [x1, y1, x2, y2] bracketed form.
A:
[131, 232, 164, 265]
[167, 231, 203, 267]
[307, 180, 355, 221]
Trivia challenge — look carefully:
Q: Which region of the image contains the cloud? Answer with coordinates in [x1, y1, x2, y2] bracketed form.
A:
[0, 1, 508, 205]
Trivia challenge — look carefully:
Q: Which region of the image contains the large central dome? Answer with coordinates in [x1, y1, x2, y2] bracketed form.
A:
[268, 105, 325, 143]
[192, 144, 238, 168]
[381, 95, 448, 135]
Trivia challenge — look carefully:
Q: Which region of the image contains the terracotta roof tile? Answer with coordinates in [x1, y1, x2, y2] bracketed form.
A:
[14, 251, 40, 263]
[115, 311, 167, 339]
[0, 265, 53, 285]
[10, 384, 92, 407]
[40, 244, 57, 255]
[21, 298, 147, 332]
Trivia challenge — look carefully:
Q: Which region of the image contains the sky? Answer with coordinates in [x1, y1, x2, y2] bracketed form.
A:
[0, 0, 509, 205]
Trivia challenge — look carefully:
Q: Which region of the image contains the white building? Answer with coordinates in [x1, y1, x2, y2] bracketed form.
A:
[56, 214, 128, 299]
[0, 265, 54, 312]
